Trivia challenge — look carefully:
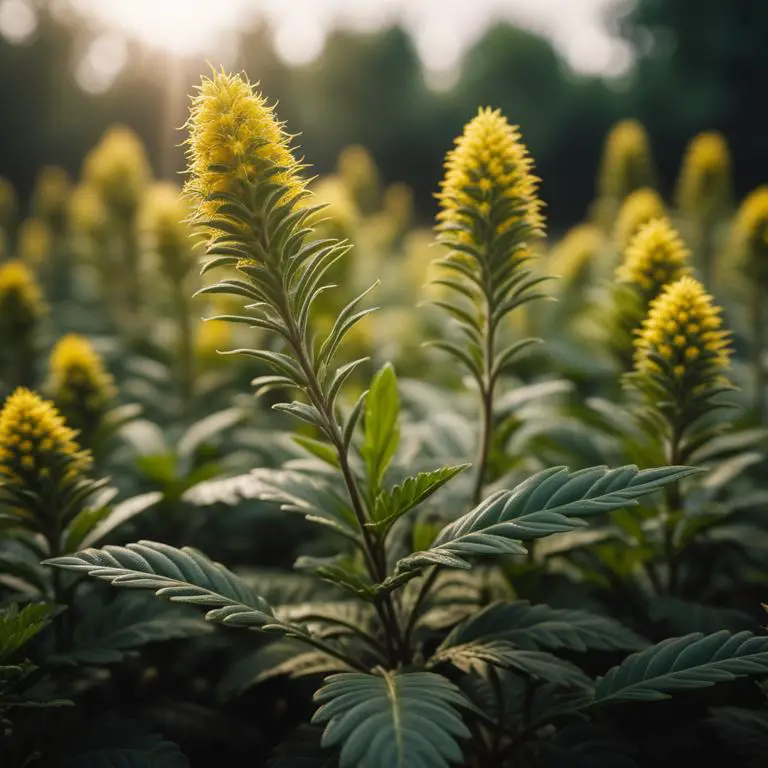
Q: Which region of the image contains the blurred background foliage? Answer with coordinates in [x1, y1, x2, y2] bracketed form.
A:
[0, 0, 766, 237]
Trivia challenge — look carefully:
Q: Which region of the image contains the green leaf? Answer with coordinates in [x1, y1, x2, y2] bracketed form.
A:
[52, 593, 212, 665]
[74, 492, 163, 550]
[393, 465, 697, 576]
[176, 408, 244, 459]
[312, 670, 471, 768]
[44, 541, 277, 629]
[594, 631, 768, 705]
[708, 707, 768, 762]
[0, 603, 54, 663]
[430, 640, 592, 688]
[361, 363, 400, 495]
[648, 597, 758, 635]
[371, 464, 469, 529]
[442, 600, 648, 653]
[292, 436, 341, 469]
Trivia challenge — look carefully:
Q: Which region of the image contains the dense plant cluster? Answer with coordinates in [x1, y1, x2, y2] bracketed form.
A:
[0, 68, 768, 768]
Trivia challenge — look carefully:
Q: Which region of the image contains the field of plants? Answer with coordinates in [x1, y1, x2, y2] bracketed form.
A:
[1, 67, 768, 767]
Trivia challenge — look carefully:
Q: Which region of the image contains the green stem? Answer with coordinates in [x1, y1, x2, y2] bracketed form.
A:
[753, 281, 765, 422]
[402, 565, 440, 653]
[664, 420, 683, 595]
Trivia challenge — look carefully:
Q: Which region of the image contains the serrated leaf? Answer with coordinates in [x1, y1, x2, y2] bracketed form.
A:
[312, 670, 471, 768]
[442, 600, 648, 653]
[0, 603, 54, 662]
[44, 541, 277, 629]
[594, 631, 768, 705]
[361, 363, 400, 496]
[430, 640, 592, 687]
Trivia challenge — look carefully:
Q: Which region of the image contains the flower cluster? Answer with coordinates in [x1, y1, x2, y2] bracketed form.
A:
[437, 107, 544, 247]
[0, 388, 91, 490]
[634, 276, 731, 384]
[185, 70, 305, 223]
[47, 334, 115, 434]
[613, 187, 665, 250]
[733, 186, 768, 281]
[84, 125, 150, 218]
[33, 165, 71, 231]
[68, 184, 109, 242]
[17, 218, 52, 268]
[616, 218, 691, 304]
[0, 260, 45, 337]
[675, 131, 731, 221]
[549, 223, 605, 282]
[598, 119, 656, 202]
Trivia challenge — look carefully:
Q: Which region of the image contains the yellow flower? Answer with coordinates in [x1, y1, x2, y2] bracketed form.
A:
[0, 388, 91, 488]
[549, 223, 605, 283]
[47, 334, 115, 433]
[614, 187, 665, 250]
[68, 183, 109, 241]
[195, 318, 230, 363]
[185, 70, 305, 222]
[675, 131, 731, 221]
[634, 276, 731, 383]
[437, 107, 544, 246]
[138, 182, 196, 280]
[733, 186, 768, 279]
[305, 176, 359, 243]
[0, 260, 45, 336]
[33, 166, 71, 229]
[616, 218, 691, 301]
[598, 119, 656, 202]
[337, 144, 381, 214]
[17, 217, 52, 268]
[83, 125, 151, 217]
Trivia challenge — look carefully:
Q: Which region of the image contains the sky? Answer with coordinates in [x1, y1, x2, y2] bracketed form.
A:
[0, 0, 634, 93]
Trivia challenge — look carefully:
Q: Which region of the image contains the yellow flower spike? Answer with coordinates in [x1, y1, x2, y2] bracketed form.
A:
[634, 276, 731, 385]
[598, 119, 656, 202]
[68, 183, 109, 242]
[733, 186, 768, 281]
[83, 125, 151, 218]
[613, 187, 665, 250]
[47, 334, 116, 436]
[337, 144, 381, 215]
[437, 107, 544, 247]
[0, 260, 46, 338]
[185, 70, 305, 224]
[138, 182, 196, 281]
[0, 388, 91, 490]
[17, 217, 52, 268]
[549, 224, 605, 284]
[33, 166, 71, 230]
[616, 217, 691, 304]
[675, 131, 731, 221]
[305, 176, 359, 243]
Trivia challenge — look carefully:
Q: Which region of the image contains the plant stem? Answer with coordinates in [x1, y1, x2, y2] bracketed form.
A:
[753, 280, 765, 422]
[664, 420, 683, 595]
[172, 281, 195, 421]
[402, 565, 440, 652]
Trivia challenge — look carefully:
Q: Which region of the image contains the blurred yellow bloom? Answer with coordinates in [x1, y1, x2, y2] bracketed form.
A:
[616, 218, 690, 302]
[598, 119, 656, 202]
[47, 334, 115, 433]
[0, 260, 45, 335]
[138, 182, 195, 280]
[195, 318, 231, 362]
[84, 125, 151, 217]
[675, 131, 731, 221]
[33, 166, 71, 229]
[17, 217, 52, 268]
[549, 223, 605, 283]
[614, 187, 665, 250]
[68, 183, 109, 241]
[337, 144, 380, 214]
[185, 70, 304, 222]
[0, 388, 91, 488]
[307, 176, 359, 242]
[634, 276, 731, 382]
[0, 176, 17, 233]
[437, 107, 544, 245]
[733, 187, 768, 279]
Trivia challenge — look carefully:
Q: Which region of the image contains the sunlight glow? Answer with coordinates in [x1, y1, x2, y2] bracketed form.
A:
[0, 0, 37, 45]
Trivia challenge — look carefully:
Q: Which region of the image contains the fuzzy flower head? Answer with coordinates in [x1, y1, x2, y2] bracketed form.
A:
[33, 166, 71, 231]
[0, 388, 91, 490]
[338, 144, 381, 214]
[598, 119, 656, 202]
[68, 184, 109, 242]
[84, 125, 151, 218]
[634, 276, 731, 385]
[549, 223, 605, 283]
[185, 70, 305, 223]
[614, 187, 665, 250]
[17, 218, 52, 268]
[676, 132, 731, 221]
[616, 218, 691, 303]
[733, 186, 768, 281]
[0, 260, 45, 337]
[437, 107, 544, 247]
[138, 182, 196, 280]
[47, 334, 116, 434]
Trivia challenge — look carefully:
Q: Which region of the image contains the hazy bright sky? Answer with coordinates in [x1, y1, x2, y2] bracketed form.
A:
[0, 0, 633, 93]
